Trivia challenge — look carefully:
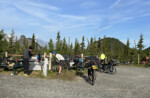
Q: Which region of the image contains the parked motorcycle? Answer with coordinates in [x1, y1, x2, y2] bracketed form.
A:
[100, 59, 118, 75]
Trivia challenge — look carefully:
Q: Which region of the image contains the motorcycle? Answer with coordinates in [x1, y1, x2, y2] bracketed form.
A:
[100, 59, 118, 75]
[84, 56, 98, 85]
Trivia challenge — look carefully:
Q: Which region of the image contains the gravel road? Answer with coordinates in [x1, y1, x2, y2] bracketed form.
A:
[0, 66, 150, 98]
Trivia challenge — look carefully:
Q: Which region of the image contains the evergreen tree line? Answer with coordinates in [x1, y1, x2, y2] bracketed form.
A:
[0, 29, 148, 64]
[0, 29, 41, 56]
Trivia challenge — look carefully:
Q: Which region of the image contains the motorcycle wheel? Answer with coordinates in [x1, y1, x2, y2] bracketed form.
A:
[109, 66, 116, 75]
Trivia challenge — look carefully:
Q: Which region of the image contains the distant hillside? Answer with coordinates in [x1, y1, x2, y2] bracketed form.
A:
[101, 37, 126, 52]
[100, 37, 126, 57]
[86, 37, 126, 58]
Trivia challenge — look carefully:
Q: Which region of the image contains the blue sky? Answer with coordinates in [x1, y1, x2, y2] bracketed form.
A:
[0, 0, 150, 48]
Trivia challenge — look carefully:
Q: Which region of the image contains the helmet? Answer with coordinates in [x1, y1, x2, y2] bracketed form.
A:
[52, 51, 56, 54]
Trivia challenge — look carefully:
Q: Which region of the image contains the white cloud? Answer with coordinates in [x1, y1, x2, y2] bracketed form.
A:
[97, 26, 112, 33]
[140, 14, 150, 17]
[12, 0, 135, 35]
[110, 0, 121, 9]
[27, 2, 60, 11]
[80, 1, 98, 8]
[13, 1, 101, 27]
[109, 15, 134, 25]
[28, 22, 41, 26]
[120, 17, 134, 21]
[13, 2, 55, 23]
[1, 0, 149, 45]
[58, 14, 86, 20]
[0, 7, 23, 28]
[118, 0, 142, 7]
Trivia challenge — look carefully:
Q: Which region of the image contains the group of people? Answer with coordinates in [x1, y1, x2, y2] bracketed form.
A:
[23, 46, 106, 76]
[23, 46, 65, 76]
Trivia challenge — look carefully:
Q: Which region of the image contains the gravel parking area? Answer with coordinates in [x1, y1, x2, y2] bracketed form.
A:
[0, 66, 150, 98]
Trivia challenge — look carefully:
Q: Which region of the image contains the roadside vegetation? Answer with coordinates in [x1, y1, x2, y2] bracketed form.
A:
[0, 67, 87, 81]
[0, 29, 150, 68]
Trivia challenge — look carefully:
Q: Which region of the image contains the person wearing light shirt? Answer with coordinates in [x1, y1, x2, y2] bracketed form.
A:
[52, 51, 65, 75]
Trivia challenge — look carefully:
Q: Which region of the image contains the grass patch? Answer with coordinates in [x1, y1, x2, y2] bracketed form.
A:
[0, 68, 87, 81]
[120, 64, 150, 68]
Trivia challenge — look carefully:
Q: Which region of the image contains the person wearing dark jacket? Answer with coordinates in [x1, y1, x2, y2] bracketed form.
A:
[23, 46, 33, 76]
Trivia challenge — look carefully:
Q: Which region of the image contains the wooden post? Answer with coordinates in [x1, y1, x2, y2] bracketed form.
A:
[44, 53, 46, 61]
[81, 53, 83, 61]
[43, 58, 48, 77]
[138, 54, 140, 65]
[43, 53, 46, 71]
[49, 53, 52, 71]
[5, 52, 8, 57]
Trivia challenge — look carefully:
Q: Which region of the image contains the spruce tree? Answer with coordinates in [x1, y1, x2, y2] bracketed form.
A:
[9, 29, 15, 53]
[80, 36, 85, 54]
[133, 40, 138, 64]
[97, 37, 101, 56]
[56, 32, 61, 53]
[90, 37, 94, 54]
[31, 33, 35, 49]
[62, 38, 68, 54]
[74, 38, 80, 55]
[137, 33, 144, 54]
[48, 39, 54, 52]
[127, 39, 130, 59]
[93, 38, 98, 56]
[21, 37, 28, 54]
[35, 42, 38, 54]
[124, 39, 130, 61]
[69, 43, 73, 55]
[3, 38, 8, 52]
[137, 33, 144, 64]
[59, 40, 63, 54]
[0, 29, 5, 56]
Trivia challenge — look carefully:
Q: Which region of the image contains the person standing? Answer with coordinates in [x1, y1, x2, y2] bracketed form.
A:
[100, 53, 106, 64]
[52, 51, 65, 75]
[37, 53, 41, 63]
[23, 46, 33, 76]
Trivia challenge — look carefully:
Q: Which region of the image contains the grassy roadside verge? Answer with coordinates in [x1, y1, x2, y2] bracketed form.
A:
[119, 64, 150, 68]
[0, 68, 87, 81]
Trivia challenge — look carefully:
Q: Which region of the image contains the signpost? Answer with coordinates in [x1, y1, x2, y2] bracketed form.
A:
[49, 53, 52, 71]
[43, 58, 48, 77]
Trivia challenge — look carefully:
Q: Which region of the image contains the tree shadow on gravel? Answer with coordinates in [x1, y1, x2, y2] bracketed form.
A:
[76, 71, 90, 84]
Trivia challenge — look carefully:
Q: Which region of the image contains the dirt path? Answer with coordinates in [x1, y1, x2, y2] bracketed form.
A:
[0, 66, 150, 98]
